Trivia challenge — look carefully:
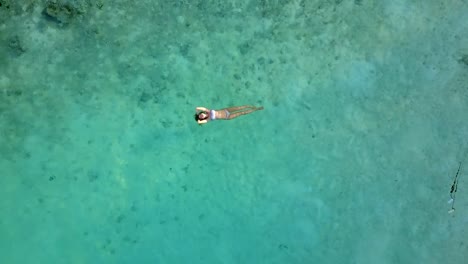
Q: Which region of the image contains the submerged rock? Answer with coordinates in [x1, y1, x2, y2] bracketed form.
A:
[459, 54, 468, 67]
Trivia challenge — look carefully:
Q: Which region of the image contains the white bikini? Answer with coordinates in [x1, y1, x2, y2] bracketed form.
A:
[209, 109, 230, 120]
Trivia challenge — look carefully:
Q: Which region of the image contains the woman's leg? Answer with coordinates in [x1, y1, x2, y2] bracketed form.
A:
[227, 106, 263, 120]
[224, 105, 257, 112]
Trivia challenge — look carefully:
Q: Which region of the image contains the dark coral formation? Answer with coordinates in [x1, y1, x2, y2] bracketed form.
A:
[0, 0, 10, 9]
[8, 35, 26, 56]
[42, 1, 84, 25]
[459, 54, 468, 67]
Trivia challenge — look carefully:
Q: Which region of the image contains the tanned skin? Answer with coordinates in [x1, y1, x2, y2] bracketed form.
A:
[195, 105, 264, 125]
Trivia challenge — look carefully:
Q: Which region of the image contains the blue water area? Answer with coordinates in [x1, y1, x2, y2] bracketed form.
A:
[1, 0, 468, 263]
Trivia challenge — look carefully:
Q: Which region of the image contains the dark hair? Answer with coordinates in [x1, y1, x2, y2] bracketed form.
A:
[194, 111, 208, 122]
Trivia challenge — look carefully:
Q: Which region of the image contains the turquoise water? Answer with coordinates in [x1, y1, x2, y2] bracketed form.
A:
[1, 0, 468, 263]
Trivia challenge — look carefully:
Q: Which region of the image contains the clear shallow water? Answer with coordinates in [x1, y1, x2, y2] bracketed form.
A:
[1, 0, 468, 263]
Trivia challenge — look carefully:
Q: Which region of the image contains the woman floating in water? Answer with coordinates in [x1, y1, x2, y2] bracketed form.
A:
[195, 105, 264, 124]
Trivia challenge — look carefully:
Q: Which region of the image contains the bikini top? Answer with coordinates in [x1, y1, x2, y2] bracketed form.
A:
[210, 109, 216, 120]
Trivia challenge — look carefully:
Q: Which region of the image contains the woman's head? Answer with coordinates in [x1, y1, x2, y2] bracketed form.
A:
[195, 111, 209, 122]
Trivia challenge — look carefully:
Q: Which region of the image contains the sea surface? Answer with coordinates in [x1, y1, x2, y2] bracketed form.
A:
[1, 0, 468, 263]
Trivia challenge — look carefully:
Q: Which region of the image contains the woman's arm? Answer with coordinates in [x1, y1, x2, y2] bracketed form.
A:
[196, 107, 209, 112]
